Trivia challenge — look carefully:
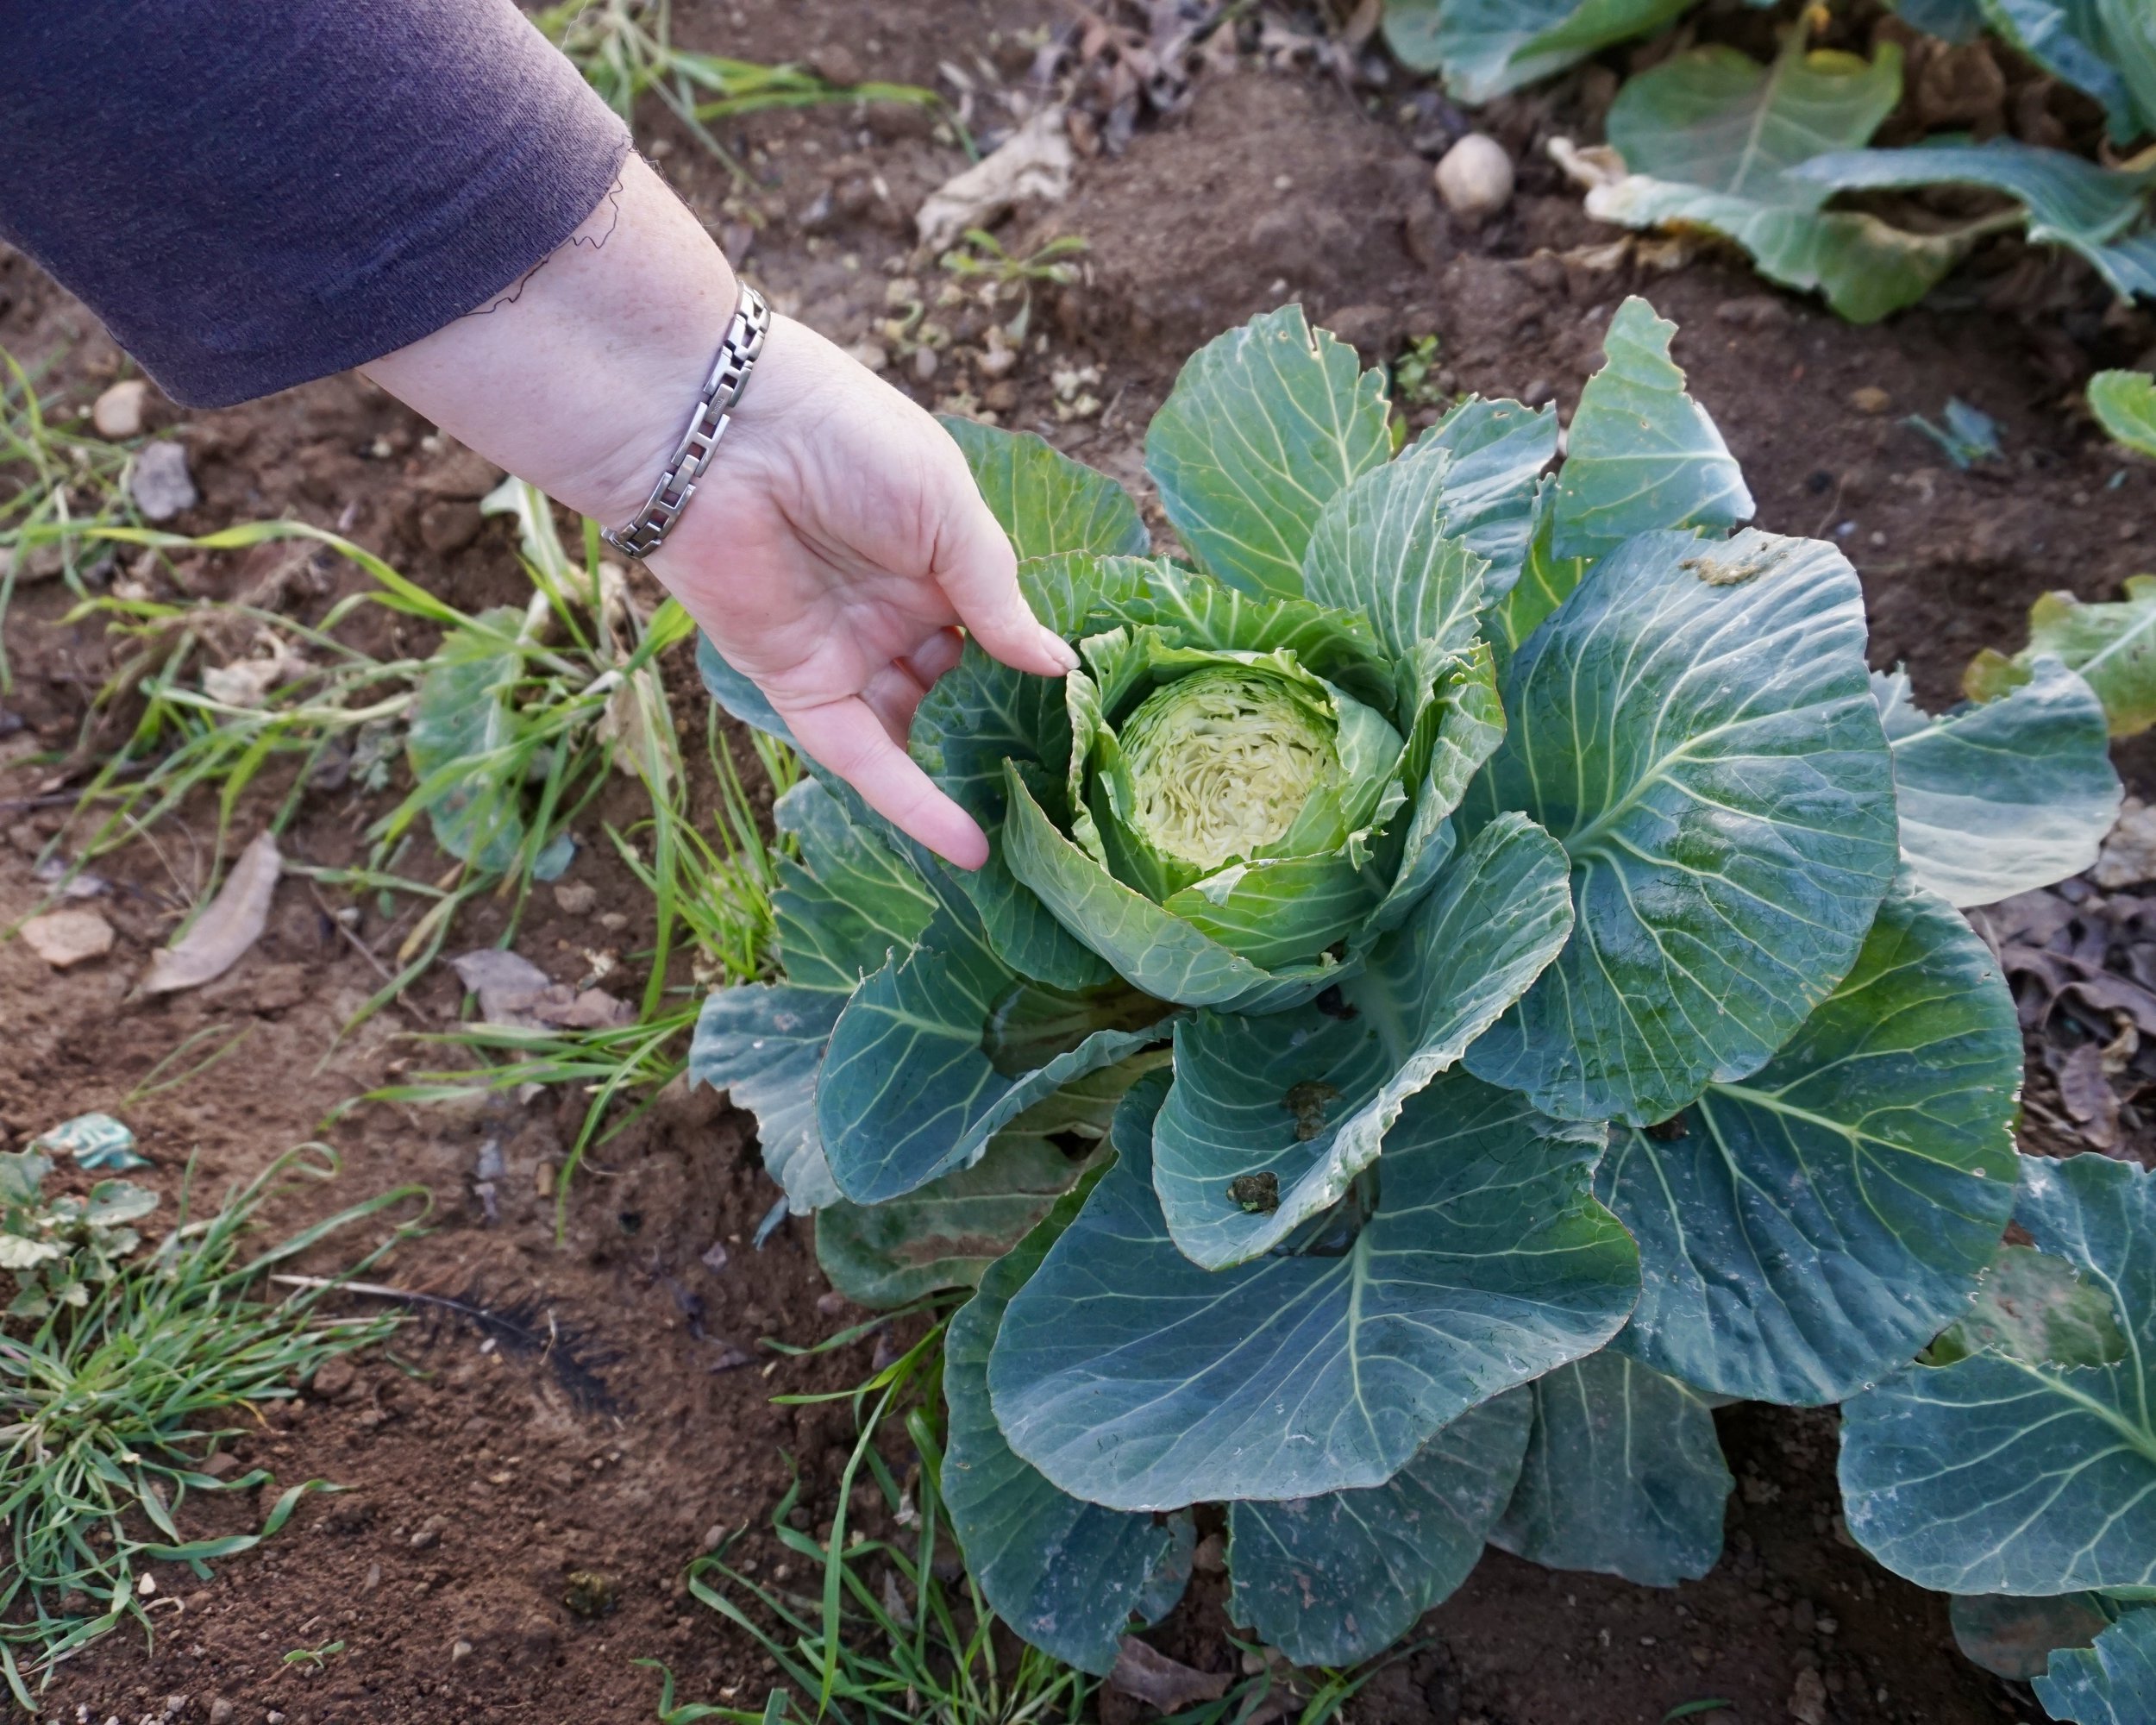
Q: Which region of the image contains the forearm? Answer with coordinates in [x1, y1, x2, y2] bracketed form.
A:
[360, 155, 736, 530]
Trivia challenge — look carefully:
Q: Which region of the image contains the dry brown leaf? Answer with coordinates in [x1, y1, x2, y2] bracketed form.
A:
[916, 108, 1074, 251]
[141, 832, 280, 994]
[2055, 1042, 2122, 1149]
[1109, 1639, 1231, 1713]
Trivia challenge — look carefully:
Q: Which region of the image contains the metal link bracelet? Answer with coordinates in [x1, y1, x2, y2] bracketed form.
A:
[600, 281, 772, 561]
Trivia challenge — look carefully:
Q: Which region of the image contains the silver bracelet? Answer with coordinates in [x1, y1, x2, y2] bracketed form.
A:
[600, 281, 772, 561]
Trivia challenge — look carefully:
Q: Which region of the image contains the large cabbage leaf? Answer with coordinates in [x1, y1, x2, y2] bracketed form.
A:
[1150, 812, 1572, 1268]
[1226, 1390, 1532, 1667]
[1144, 306, 1390, 600]
[1600, 877, 2021, 1404]
[985, 1068, 1639, 1511]
[2035, 1609, 2156, 1725]
[1489, 1350, 1733, 1586]
[1873, 662, 2119, 908]
[1839, 1153, 2156, 1595]
[1463, 527, 1898, 1126]
[942, 1170, 1188, 1675]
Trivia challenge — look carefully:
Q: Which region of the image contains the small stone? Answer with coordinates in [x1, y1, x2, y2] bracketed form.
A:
[598, 911, 630, 932]
[409, 1514, 447, 1550]
[22, 908, 116, 969]
[450, 1638, 473, 1663]
[816, 1289, 848, 1316]
[1433, 134, 1514, 223]
[92, 380, 150, 440]
[1192, 1532, 1227, 1575]
[1715, 294, 1791, 331]
[913, 347, 940, 385]
[266, 1714, 287, 1725]
[700, 1240, 730, 1274]
[1789, 1667, 1827, 1725]
[128, 442, 199, 523]
[809, 43, 862, 87]
[208, 1702, 235, 1725]
[308, 1354, 357, 1401]
[1850, 386, 1892, 415]
[552, 881, 599, 916]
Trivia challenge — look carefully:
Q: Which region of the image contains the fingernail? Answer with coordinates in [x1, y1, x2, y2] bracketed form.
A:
[1041, 628, 1080, 672]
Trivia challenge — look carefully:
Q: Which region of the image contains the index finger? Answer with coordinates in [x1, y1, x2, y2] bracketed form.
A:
[780, 693, 989, 869]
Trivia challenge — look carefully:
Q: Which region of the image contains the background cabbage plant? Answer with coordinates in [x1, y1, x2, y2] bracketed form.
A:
[693, 296, 2127, 1675]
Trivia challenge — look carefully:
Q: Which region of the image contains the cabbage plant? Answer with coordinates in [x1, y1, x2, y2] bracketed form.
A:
[693, 298, 2124, 1674]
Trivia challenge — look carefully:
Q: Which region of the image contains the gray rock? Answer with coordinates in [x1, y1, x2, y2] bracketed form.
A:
[128, 442, 199, 522]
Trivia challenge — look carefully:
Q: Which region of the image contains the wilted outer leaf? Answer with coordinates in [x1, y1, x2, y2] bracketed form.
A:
[2034, 1608, 2156, 1725]
[1151, 812, 1572, 1268]
[1144, 305, 1390, 600]
[1951, 1591, 2117, 1681]
[142, 832, 280, 994]
[1839, 1153, 2156, 1595]
[1591, 39, 1980, 323]
[1601, 877, 2021, 1405]
[987, 1069, 1639, 1511]
[1874, 661, 2120, 907]
[817, 890, 1170, 1204]
[1790, 139, 2156, 303]
[816, 1136, 1095, 1310]
[1463, 528, 1898, 1127]
[1965, 575, 2156, 738]
[1551, 298, 1753, 562]
[1383, 0, 1693, 102]
[407, 606, 532, 872]
[1228, 1391, 1532, 1668]
[942, 1171, 1181, 1676]
[1490, 1350, 1733, 1587]
[2091, 370, 2156, 458]
[691, 984, 847, 1210]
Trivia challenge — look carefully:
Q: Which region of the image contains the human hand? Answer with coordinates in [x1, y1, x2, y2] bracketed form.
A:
[645, 317, 1075, 868]
[360, 155, 1067, 868]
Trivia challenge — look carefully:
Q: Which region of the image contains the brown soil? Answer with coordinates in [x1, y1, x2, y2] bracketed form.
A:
[4, 0, 2146, 1721]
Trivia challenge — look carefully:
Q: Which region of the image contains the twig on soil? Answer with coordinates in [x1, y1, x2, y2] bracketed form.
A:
[271, 1273, 622, 1415]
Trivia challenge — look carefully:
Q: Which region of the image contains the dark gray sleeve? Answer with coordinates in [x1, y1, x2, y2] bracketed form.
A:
[0, 0, 633, 408]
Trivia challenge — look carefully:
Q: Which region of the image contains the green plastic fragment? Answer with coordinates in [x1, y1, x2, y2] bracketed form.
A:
[28, 1113, 150, 1172]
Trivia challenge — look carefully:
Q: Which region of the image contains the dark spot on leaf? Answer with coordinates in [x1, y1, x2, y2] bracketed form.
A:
[1646, 1111, 1689, 1140]
[1282, 1080, 1344, 1141]
[1227, 1171, 1280, 1214]
[1313, 985, 1357, 1020]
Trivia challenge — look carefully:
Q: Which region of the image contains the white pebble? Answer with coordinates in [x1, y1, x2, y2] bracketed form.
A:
[1435, 133, 1515, 223]
[91, 379, 149, 440]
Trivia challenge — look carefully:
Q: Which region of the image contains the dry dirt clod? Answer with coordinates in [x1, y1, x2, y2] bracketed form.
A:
[1789, 1665, 1828, 1725]
[22, 908, 116, 969]
[206, 1703, 233, 1725]
[552, 881, 599, 916]
[1434, 133, 1514, 223]
[92, 379, 150, 440]
[1850, 386, 1892, 415]
[128, 441, 199, 523]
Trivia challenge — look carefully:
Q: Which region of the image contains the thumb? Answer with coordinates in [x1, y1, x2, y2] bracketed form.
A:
[931, 485, 1079, 679]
